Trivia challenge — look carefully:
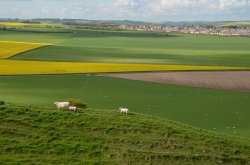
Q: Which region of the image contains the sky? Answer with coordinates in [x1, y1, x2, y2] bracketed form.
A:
[0, 0, 250, 22]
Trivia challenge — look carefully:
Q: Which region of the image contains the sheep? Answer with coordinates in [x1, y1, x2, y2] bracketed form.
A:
[119, 107, 129, 114]
[68, 106, 77, 112]
[54, 101, 70, 110]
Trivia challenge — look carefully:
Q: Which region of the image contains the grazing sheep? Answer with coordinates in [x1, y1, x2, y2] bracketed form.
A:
[54, 102, 70, 110]
[69, 106, 77, 112]
[119, 107, 129, 114]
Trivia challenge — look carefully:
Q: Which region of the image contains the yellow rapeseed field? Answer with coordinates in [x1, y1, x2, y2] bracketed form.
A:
[0, 60, 247, 76]
[0, 22, 61, 27]
[0, 22, 28, 26]
[0, 41, 51, 59]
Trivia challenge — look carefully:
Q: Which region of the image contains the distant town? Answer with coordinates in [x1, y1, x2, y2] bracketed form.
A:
[1, 18, 250, 36]
[119, 24, 250, 36]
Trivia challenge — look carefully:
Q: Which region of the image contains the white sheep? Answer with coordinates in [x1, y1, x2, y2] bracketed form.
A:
[54, 102, 70, 110]
[119, 107, 129, 114]
[68, 106, 77, 112]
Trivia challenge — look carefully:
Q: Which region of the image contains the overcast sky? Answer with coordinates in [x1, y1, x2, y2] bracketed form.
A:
[0, 0, 250, 22]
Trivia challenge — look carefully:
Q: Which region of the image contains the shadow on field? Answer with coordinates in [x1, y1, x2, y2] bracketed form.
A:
[70, 30, 179, 38]
[0, 28, 179, 38]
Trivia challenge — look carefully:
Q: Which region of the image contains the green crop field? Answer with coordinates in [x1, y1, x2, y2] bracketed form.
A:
[0, 29, 71, 44]
[0, 75, 249, 138]
[1, 29, 249, 67]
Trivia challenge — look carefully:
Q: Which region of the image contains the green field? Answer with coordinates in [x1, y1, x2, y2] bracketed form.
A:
[0, 29, 71, 44]
[0, 29, 249, 67]
[0, 75, 249, 138]
[1, 27, 250, 163]
[0, 103, 249, 164]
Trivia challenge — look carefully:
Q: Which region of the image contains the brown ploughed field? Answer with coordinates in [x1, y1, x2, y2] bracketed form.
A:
[101, 71, 250, 92]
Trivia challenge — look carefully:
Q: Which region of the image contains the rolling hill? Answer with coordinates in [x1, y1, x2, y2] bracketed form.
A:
[0, 103, 249, 164]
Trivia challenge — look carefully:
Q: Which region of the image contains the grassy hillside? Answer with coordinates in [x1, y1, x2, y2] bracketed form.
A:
[0, 29, 249, 67]
[223, 22, 250, 27]
[0, 75, 249, 138]
[0, 103, 249, 164]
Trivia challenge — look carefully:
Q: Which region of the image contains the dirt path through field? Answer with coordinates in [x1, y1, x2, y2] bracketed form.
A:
[100, 71, 250, 92]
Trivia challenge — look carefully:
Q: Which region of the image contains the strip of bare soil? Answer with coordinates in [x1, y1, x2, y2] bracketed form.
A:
[100, 71, 250, 92]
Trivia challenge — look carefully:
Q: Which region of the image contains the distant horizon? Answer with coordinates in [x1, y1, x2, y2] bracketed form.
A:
[1, 18, 250, 24]
[1, 0, 250, 22]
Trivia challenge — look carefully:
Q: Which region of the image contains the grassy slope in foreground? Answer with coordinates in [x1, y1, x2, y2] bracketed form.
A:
[0, 60, 247, 75]
[0, 104, 249, 164]
[0, 41, 50, 59]
[0, 75, 249, 138]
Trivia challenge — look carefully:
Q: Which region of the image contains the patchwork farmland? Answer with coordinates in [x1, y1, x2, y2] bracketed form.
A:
[0, 26, 250, 164]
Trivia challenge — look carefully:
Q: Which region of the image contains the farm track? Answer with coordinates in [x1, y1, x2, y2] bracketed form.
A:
[101, 71, 250, 92]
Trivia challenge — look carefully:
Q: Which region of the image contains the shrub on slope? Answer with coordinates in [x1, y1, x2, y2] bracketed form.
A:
[68, 99, 87, 109]
[0, 100, 4, 106]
